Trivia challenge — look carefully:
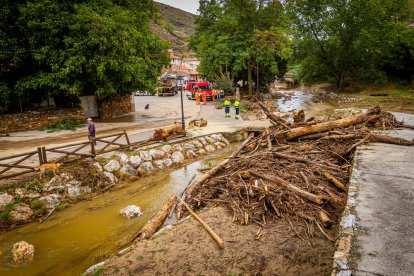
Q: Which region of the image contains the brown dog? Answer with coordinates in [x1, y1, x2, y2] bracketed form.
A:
[37, 163, 63, 179]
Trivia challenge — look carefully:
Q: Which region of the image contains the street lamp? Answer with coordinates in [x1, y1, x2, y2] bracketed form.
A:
[180, 85, 185, 131]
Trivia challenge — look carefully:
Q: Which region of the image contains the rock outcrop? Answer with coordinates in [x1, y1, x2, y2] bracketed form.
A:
[119, 205, 142, 219]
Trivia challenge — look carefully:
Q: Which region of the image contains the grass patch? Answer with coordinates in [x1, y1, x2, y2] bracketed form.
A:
[113, 267, 120, 273]
[92, 267, 105, 276]
[44, 119, 85, 132]
[24, 179, 43, 193]
[136, 255, 144, 261]
[1, 202, 15, 222]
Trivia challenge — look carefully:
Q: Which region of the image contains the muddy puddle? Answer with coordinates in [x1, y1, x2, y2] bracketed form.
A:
[273, 90, 337, 118]
[0, 149, 231, 276]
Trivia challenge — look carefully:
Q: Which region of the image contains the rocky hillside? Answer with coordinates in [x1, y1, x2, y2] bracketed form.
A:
[152, 2, 196, 54]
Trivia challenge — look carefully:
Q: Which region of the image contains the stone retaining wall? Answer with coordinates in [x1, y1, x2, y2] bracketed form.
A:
[98, 94, 135, 119]
[0, 108, 85, 133]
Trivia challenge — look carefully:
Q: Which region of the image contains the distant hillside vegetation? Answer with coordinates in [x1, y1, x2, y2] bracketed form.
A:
[152, 2, 196, 54]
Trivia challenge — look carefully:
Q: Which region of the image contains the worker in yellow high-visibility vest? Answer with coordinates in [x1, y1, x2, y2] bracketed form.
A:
[211, 89, 215, 101]
[224, 97, 231, 118]
[234, 99, 240, 119]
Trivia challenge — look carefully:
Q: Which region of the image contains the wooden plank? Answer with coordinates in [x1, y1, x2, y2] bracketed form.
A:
[0, 152, 37, 175]
[0, 169, 36, 180]
[0, 150, 38, 162]
[0, 163, 35, 170]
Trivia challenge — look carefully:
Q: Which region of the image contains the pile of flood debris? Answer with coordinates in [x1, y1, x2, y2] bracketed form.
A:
[175, 103, 413, 239]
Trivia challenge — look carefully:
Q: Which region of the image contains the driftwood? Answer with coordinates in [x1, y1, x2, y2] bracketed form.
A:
[286, 108, 381, 140]
[323, 172, 347, 191]
[371, 134, 414, 146]
[153, 122, 183, 141]
[184, 133, 255, 198]
[176, 195, 225, 249]
[132, 195, 177, 242]
[258, 101, 290, 129]
[249, 171, 324, 205]
[319, 211, 332, 228]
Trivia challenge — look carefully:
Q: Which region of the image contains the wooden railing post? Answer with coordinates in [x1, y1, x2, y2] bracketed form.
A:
[37, 147, 44, 164]
[90, 140, 96, 156]
[41, 147, 47, 163]
[124, 130, 131, 146]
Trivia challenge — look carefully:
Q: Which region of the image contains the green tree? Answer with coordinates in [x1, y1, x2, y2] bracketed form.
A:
[191, 0, 291, 96]
[0, 0, 169, 112]
[286, 0, 413, 89]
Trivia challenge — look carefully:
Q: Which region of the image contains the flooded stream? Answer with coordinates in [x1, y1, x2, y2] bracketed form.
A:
[0, 149, 231, 276]
[273, 90, 337, 118]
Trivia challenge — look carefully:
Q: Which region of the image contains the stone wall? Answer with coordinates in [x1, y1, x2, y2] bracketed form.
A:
[98, 94, 135, 119]
[0, 108, 84, 133]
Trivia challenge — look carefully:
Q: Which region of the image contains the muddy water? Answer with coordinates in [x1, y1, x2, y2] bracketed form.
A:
[0, 149, 231, 276]
[273, 90, 337, 118]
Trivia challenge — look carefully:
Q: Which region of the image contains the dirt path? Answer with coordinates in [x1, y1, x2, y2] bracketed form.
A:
[101, 207, 336, 276]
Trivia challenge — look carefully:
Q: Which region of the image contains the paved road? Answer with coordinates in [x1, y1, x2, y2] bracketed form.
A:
[347, 112, 414, 276]
[0, 95, 269, 181]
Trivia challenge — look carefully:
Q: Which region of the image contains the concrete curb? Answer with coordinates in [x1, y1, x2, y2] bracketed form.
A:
[331, 147, 363, 276]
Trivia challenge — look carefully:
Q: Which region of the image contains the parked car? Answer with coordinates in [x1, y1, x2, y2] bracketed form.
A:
[185, 81, 213, 100]
[134, 91, 155, 96]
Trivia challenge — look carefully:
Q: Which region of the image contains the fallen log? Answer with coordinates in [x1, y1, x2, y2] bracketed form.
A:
[371, 134, 414, 146]
[258, 101, 290, 129]
[249, 171, 325, 205]
[286, 107, 381, 140]
[175, 195, 225, 249]
[323, 172, 347, 191]
[132, 195, 176, 242]
[153, 122, 183, 141]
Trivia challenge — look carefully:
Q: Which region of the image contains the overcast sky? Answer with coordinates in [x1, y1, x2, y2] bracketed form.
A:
[155, 0, 199, 15]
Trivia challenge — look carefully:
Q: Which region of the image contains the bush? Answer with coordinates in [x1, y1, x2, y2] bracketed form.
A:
[44, 119, 84, 132]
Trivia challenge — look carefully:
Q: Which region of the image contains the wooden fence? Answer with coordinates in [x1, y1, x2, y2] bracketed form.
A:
[0, 131, 186, 180]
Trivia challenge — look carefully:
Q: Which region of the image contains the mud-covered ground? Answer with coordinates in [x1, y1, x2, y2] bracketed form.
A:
[101, 207, 336, 276]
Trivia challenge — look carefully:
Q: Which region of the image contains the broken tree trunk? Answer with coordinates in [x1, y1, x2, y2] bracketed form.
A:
[132, 195, 176, 242]
[249, 171, 325, 205]
[176, 195, 225, 249]
[286, 108, 381, 140]
[258, 101, 290, 129]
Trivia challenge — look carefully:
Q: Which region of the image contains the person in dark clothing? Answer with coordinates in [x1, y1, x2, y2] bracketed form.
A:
[87, 118, 96, 145]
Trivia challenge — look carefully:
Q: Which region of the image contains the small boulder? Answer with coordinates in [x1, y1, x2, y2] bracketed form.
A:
[162, 158, 173, 167]
[172, 144, 184, 152]
[205, 145, 216, 152]
[120, 164, 137, 175]
[119, 205, 142, 219]
[39, 194, 61, 209]
[103, 172, 118, 185]
[154, 160, 165, 169]
[186, 150, 197, 159]
[205, 136, 215, 144]
[129, 156, 142, 168]
[67, 185, 91, 198]
[104, 160, 121, 172]
[161, 145, 173, 154]
[0, 193, 14, 212]
[12, 241, 34, 263]
[198, 137, 207, 146]
[92, 162, 103, 172]
[183, 143, 195, 150]
[137, 162, 155, 175]
[44, 174, 73, 192]
[118, 153, 129, 165]
[171, 151, 185, 164]
[197, 149, 206, 155]
[192, 140, 204, 149]
[9, 203, 33, 224]
[139, 151, 152, 161]
[149, 149, 165, 160]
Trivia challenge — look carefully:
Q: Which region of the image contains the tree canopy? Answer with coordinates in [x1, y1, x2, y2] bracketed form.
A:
[286, 0, 414, 89]
[0, 0, 169, 111]
[190, 0, 292, 95]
